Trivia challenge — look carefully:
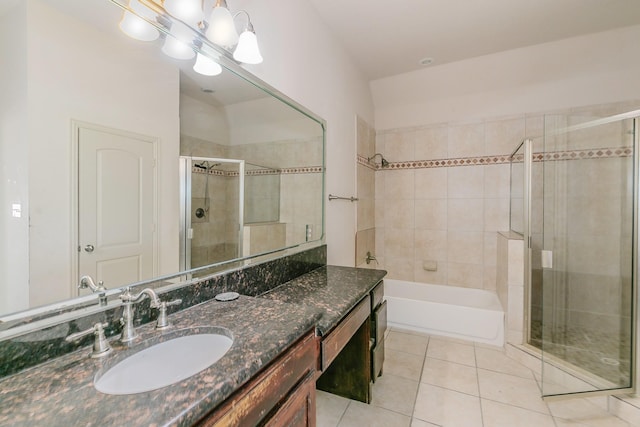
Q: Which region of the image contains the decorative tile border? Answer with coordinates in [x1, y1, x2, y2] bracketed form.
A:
[356, 155, 380, 171]
[511, 147, 632, 163]
[280, 166, 324, 175]
[359, 147, 632, 171]
[192, 166, 323, 176]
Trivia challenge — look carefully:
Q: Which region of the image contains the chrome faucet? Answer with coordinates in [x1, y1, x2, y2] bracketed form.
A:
[119, 287, 161, 342]
[119, 287, 182, 342]
[65, 322, 113, 358]
[78, 275, 107, 292]
[78, 275, 108, 306]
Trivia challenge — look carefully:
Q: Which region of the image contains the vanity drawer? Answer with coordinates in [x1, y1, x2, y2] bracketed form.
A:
[370, 281, 384, 312]
[371, 341, 384, 380]
[263, 372, 316, 427]
[198, 329, 317, 427]
[321, 295, 371, 371]
[372, 299, 387, 345]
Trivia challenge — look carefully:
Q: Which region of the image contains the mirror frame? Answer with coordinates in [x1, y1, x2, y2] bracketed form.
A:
[0, 0, 326, 340]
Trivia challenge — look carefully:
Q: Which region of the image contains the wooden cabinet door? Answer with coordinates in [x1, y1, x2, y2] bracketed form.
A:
[197, 331, 316, 427]
[264, 373, 316, 427]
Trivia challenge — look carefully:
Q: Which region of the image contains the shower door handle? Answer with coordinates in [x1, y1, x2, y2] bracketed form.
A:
[541, 250, 553, 269]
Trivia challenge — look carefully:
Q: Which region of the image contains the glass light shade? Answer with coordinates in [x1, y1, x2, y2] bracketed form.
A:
[162, 36, 195, 60]
[163, 0, 204, 26]
[119, 11, 159, 41]
[233, 31, 263, 64]
[205, 6, 238, 47]
[129, 0, 156, 20]
[193, 53, 222, 76]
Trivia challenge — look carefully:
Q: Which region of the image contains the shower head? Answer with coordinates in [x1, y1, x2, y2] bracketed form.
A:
[368, 153, 389, 168]
[195, 161, 221, 171]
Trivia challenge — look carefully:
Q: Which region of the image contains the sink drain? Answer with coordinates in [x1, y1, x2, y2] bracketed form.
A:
[601, 357, 620, 366]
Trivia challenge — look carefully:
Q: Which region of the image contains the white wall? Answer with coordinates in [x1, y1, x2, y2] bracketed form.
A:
[0, 3, 29, 313]
[232, 0, 374, 266]
[372, 25, 640, 130]
[225, 97, 323, 146]
[25, 0, 180, 308]
[180, 93, 230, 144]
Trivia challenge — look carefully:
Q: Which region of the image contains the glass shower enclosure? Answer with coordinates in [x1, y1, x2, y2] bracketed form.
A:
[511, 110, 639, 398]
[179, 156, 245, 271]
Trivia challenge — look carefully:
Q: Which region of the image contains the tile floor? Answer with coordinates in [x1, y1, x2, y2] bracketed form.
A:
[316, 328, 633, 427]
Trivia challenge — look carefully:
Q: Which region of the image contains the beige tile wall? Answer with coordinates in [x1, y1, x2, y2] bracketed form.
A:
[375, 116, 530, 290]
[374, 101, 639, 293]
[356, 116, 378, 268]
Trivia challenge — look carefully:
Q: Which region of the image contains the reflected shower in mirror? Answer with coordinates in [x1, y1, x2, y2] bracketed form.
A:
[0, 0, 324, 325]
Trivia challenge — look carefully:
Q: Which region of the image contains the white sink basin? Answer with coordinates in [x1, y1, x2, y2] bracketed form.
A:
[94, 332, 233, 395]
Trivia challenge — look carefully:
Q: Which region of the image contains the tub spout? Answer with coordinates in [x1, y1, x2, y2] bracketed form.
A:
[365, 251, 378, 265]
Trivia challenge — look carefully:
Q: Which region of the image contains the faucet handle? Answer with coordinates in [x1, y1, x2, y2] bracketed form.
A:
[65, 322, 113, 358]
[165, 298, 182, 307]
[155, 299, 182, 330]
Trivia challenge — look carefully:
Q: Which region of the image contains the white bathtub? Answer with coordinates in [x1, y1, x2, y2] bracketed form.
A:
[384, 279, 505, 346]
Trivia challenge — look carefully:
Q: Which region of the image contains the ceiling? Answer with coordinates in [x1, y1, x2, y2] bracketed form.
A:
[308, 0, 640, 80]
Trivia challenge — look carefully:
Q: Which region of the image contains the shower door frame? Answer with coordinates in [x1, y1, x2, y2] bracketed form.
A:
[522, 111, 640, 400]
[179, 156, 245, 272]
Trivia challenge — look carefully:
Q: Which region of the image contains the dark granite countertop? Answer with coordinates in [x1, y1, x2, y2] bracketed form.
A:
[259, 266, 387, 336]
[0, 296, 321, 427]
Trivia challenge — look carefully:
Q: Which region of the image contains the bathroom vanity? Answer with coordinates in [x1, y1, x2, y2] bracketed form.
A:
[260, 266, 387, 403]
[0, 259, 386, 427]
[0, 296, 321, 426]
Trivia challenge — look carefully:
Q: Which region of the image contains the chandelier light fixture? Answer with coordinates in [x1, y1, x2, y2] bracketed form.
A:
[119, 0, 159, 41]
[117, 0, 263, 76]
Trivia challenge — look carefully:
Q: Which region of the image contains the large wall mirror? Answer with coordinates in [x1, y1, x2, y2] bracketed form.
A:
[0, 0, 325, 329]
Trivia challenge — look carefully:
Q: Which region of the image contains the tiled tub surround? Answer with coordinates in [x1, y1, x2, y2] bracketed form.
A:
[0, 244, 326, 379]
[374, 116, 537, 291]
[373, 101, 640, 292]
[0, 296, 322, 427]
[355, 116, 377, 268]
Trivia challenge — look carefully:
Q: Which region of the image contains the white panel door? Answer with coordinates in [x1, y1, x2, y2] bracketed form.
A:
[78, 125, 155, 291]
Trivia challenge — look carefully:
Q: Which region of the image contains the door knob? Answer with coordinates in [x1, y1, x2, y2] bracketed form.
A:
[84, 244, 95, 253]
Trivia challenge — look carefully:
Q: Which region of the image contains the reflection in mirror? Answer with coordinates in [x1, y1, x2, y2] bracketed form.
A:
[0, 0, 324, 328]
[179, 157, 244, 271]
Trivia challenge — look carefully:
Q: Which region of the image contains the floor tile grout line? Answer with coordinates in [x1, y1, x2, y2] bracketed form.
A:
[367, 371, 420, 417]
[334, 400, 350, 427]
[474, 344, 486, 427]
[419, 381, 482, 399]
[410, 336, 431, 426]
[423, 354, 476, 368]
[475, 365, 538, 381]
[479, 395, 553, 417]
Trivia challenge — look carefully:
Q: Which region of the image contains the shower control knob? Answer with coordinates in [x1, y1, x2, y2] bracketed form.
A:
[84, 244, 95, 253]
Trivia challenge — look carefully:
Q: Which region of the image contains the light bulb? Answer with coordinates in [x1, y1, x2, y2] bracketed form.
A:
[162, 22, 196, 60]
[233, 31, 263, 64]
[206, 6, 238, 47]
[119, 11, 159, 41]
[163, 0, 204, 26]
[193, 53, 222, 76]
[162, 37, 195, 60]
